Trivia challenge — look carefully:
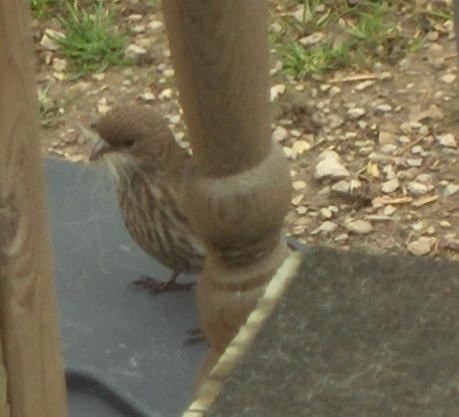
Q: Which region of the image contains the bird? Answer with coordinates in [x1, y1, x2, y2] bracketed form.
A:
[89, 104, 206, 294]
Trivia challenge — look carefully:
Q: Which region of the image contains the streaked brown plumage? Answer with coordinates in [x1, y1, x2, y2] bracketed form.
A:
[89, 104, 206, 293]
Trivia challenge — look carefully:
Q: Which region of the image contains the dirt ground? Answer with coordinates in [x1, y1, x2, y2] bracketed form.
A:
[32, 1, 459, 261]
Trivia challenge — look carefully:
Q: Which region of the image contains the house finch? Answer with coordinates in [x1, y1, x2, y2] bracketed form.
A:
[89, 105, 206, 293]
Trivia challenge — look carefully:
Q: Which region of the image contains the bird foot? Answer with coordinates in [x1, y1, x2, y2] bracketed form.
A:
[132, 276, 193, 295]
[183, 328, 207, 346]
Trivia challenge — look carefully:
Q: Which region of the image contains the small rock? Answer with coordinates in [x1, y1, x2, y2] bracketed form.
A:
[383, 205, 396, 216]
[311, 221, 338, 235]
[296, 206, 307, 215]
[273, 126, 288, 142]
[426, 31, 439, 41]
[378, 130, 397, 144]
[444, 184, 459, 196]
[345, 220, 373, 234]
[176, 132, 186, 141]
[92, 73, 105, 81]
[376, 104, 392, 113]
[407, 181, 429, 195]
[124, 44, 147, 61]
[139, 91, 155, 102]
[380, 144, 398, 154]
[292, 140, 311, 154]
[411, 222, 425, 232]
[169, 114, 181, 125]
[149, 20, 163, 30]
[407, 237, 436, 256]
[53, 71, 65, 81]
[292, 180, 306, 191]
[283, 147, 297, 160]
[383, 165, 396, 179]
[329, 86, 341, 97]
[270, 84, 286, 101]
[40, 29, 64, 51]
[436, 133, 457, 148]
[131, 24, 146, 34]
[291, 195, 304, 206]
[52, 57, 67, 72]
[127, 14, 143, 21]
[159, 88, 173, 99]
[381, 178, 400, 193]
[334, 233, 349, 242]
[299, 32, 325, 46]
[347, 107, 366, 119]
[320, 208, 333, 219]
[355, 80, 375, 91]
[416, 173, 433, 184]
[411, 145, 425, 155]
[440, 220, 451, 228]
[315, 151, 350, 180]
[331, 180, 350, 194]
[406, 158, 423, 167]
[293, 226, 306, 236]
[345, 132, 358, 140]
[444, 238, 459, 251]
[328, 115, 344, 128]
[292, 5, 305, 21]
[399, 135, 411, 144]
[441, 73, 457, 84]
[349, 179, 362, 192]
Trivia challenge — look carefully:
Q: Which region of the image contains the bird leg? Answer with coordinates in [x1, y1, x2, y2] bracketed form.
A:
[132, 271, 193, 295]
[183, 328, 207, 346]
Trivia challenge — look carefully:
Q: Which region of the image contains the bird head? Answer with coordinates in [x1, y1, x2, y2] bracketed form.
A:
[89, 104, 179, 169]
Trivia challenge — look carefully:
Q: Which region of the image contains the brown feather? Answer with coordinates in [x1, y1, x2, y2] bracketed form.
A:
[92, 105, 206, 275]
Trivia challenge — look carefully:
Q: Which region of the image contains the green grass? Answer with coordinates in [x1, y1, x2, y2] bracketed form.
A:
[283, 0, 332, 34]
[282, 41, 350, 78]
[344, 2, 406, 65]
[271, 0, 426, 79]
[37, 84, 62, 127]
[30, 0, 60, 18]
[55, 1, 128, 79]
[421, 0, 453, 23]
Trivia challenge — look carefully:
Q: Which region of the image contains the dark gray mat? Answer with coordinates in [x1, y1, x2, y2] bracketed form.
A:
[45, 158, 208, 417]
[208, 247, 459, 417]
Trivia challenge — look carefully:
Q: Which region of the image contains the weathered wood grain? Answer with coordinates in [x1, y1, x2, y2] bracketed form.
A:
[0, 2, 68, 417]
[0, 333, 10, 417]
[163, 0, 292, 379]
[163, 0, 272, 177]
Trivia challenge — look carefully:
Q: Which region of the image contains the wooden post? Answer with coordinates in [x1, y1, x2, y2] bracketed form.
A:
[0, 1, 68, 417]
[0, 336, 10, 417]
[454, 0, 459, 57]
[163, 0, 292, 377]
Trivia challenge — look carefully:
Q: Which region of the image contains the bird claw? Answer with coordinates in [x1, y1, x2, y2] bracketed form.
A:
[183, 328, 207, 346]
[132, 276, 193, 295]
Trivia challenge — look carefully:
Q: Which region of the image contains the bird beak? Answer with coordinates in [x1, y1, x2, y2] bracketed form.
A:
[89, 139, 110, 161]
